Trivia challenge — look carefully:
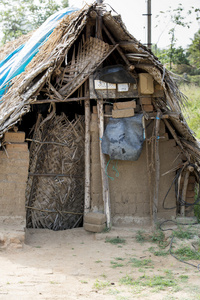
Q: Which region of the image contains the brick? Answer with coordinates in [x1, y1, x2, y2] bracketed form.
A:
[84, 222, 106, 233]
[140, 97, 152, 105]
[142, 104, 154, 112]
[189, 176, 196, 183]
[84, 212, 106, 225]
[105, 105, 112, 113]
[112, 108, 134, 118]
[186, 197, 195, 204]
[113, 101, 136, 110]
[6, 143, 28, 152]
[187, 183, 195, 191]
[18, 152, 29, 160]
[4, 131, 25, 143]
[139, 73, 154, 94]
[155, 84, 163, 91]
[186, 190, 195, 198]
[93, 106, 97, 114]
[4, 150, 20, 159]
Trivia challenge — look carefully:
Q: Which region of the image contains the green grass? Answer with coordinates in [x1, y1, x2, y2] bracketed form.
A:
[93, 279, 111, 290]
[135, 229, 168, 248]
[105, 237, 126, 244]
[148, 246, 169, 256]
[129, 258, 152, 268]
[135, 230, 146, 243]
[173, 246, 200, 261]
[120, 274, 177, 290]
[173, 225, 195, 240]
[110, 261, 124, 268]
[180, 83, 200, 139]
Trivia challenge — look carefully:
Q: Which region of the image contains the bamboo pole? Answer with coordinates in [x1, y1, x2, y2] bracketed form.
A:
[153, 111, 161, 223]
[84, 98, 91, 214]
[97, 99, 111, 228]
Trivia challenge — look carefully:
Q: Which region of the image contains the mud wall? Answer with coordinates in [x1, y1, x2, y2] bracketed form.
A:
[90, 114, 181, 225]
[0, 139, 29, 221]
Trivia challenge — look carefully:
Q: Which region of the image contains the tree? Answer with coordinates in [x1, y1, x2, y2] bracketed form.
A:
[0, 0, 68, 45]
[188, 30, 200, 70]
[155, 4, 200, 69]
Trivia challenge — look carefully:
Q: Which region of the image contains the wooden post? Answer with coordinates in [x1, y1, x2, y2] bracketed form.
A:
[180, 165, 194, 216]
[84, 99, 91, 215]
[153, 111, 161, 223]
[97, 99, 111, 228]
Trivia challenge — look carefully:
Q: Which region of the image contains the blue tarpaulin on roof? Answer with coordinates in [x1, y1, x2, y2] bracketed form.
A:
[0, 6, 78, 101]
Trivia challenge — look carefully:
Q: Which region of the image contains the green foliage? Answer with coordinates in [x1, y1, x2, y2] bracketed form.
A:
[173, 246, 200, 261]
[0, 0, 68, 45]
[105, 237, 126, 245]
[188, 30, 200, 70]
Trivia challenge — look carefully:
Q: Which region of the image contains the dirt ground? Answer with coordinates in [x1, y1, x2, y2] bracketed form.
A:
[0, 226, 200, 300]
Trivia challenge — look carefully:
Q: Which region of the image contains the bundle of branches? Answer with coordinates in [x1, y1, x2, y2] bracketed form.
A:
[26, 112, 85, 230]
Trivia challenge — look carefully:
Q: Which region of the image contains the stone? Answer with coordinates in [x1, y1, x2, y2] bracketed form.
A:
[84, 212, 106, 225]
[84, 222, 106, 233]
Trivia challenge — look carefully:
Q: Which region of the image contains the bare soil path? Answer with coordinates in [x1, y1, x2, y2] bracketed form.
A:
[0, 226, 200, 300]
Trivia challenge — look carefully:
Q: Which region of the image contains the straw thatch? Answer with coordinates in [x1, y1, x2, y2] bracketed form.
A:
[0, 31, 34, 62]
[1, 2, 200, 227]
[26, 112, 85, 230]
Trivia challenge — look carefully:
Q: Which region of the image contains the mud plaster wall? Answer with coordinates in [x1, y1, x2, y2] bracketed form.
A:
[90, 114, 182, 225]
[0, 146, 29, 219]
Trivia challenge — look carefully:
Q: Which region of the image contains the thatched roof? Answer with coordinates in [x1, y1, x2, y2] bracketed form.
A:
[0, 2, 200, 166]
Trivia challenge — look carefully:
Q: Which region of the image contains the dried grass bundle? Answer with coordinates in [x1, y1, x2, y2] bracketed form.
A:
[26, 113, 85, 230]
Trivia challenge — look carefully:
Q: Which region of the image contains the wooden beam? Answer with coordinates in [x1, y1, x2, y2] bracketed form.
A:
[102, 24, 130, 66]
[84, 98, 91, 215]
[153, 111, 161, 223]
[31, 97, 89, 104]
[97, 99, 111, 228]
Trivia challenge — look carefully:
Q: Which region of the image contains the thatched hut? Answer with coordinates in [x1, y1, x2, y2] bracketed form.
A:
[0, 2, 199, 233]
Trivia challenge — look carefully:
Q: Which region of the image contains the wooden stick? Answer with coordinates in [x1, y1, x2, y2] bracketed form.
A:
[28, 173, 83, 178]
[84, 98, 91, 214]
[180, 168, 190, 216]
[97, 99, 111, 228]
[25, 206, 83, 215]
[31, 96, 89, 104]
[163, 119, 190, 161]
[153, 111, 161, 223]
